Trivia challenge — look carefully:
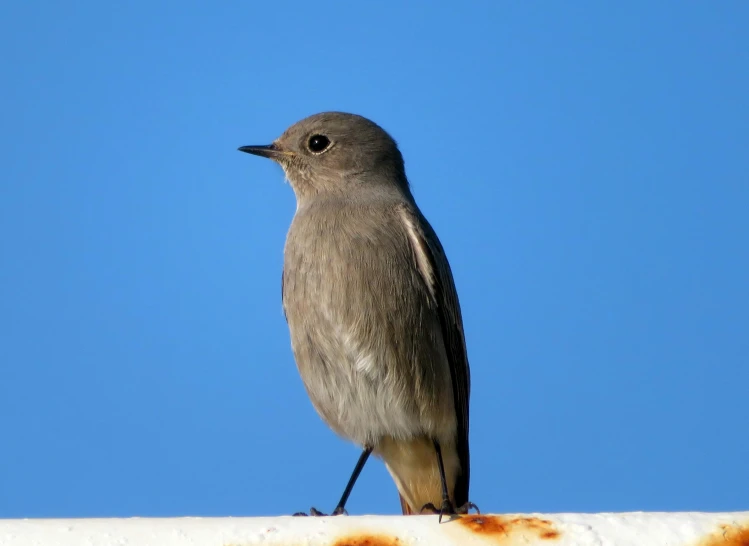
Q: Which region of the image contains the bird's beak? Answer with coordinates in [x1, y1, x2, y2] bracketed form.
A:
[237, 143, 284, 159]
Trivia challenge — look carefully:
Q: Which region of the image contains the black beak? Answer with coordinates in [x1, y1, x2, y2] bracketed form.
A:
[237, 144, 279, 159]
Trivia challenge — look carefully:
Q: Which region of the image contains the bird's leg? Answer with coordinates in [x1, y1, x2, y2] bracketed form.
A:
[432, 439, 456, 523]
[292, 447, 372, 517]
[331, 447, 373, 515]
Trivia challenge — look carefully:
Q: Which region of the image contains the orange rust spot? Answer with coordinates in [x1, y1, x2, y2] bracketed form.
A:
[458, 515, 561, 541]
[332, 534, 403, 546]
[699, 523, 749, 546]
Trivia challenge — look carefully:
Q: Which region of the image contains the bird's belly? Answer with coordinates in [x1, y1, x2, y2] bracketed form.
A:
[288, 310, 428, 447]
[282, 211, 457, 448]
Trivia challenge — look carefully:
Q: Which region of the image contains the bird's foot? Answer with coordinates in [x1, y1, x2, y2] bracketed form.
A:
[293, 506, 349, 517]
[419, 502, 439, 515]
[292, 507, 327, 517]
[420, 500, 479, 522]
[457, 501, 480, 515]
[419, 501, 458, 523]
[438, 498, 457, 523]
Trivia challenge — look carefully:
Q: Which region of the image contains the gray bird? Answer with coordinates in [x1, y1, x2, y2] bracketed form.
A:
[238, 112, 473, 520]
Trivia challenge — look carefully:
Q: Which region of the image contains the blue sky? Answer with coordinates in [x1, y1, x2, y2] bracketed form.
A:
[1, 1, 747, 518]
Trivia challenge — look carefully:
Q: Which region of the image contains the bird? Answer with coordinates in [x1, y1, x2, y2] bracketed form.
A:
[238, 112, 473, 520]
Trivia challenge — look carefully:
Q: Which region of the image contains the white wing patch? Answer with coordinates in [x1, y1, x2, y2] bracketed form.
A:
[398, 207, 437, 301]
[339, 322, 378, 376]
[320, 302, 380, 378]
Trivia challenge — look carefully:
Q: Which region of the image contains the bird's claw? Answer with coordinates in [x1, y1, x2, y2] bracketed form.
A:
[292, 506, 349, 517]
[419, 502, 439, 515]
[420, 501, 457, 522]
[438, 499, 457, 523]
[419, 500, 480, 522]
[457, 501, 480, 515]
[292, 507, 327, 517]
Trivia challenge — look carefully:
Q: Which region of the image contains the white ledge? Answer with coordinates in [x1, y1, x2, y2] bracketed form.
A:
[1, 512, 748, 545]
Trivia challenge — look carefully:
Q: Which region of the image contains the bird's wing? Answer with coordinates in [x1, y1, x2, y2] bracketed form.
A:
[397, 204, 471, 507]
[281, 270, 287, 321]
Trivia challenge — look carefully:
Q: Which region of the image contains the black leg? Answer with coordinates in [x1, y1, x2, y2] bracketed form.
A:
[432, 440, 456, 523]
[331, 447, 373, 515]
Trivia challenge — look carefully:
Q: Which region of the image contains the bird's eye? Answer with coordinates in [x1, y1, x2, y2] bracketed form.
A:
[307, 134, 331, 154]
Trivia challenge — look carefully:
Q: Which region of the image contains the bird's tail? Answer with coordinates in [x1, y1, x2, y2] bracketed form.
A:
[399, 494, 413, 515]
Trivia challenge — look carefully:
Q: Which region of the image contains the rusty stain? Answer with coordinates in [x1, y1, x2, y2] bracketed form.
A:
[699, 522, 749, 546]
[332, 535, 403, 546]
[458, 515, 561, 542]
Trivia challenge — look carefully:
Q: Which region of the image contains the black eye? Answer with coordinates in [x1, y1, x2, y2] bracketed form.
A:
[308, 134, 331, 153]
